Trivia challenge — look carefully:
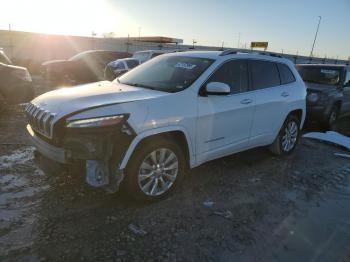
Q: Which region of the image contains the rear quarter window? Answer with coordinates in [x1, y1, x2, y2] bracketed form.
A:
[277, 63, 296, 84]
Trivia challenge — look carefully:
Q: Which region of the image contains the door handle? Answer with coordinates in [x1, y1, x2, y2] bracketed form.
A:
[281, 92, 289, 97]
[240, 99, 253, 105]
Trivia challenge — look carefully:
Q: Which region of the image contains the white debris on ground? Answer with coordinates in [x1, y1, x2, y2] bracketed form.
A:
[303, 131, 350, 151]
[334, 153, 350, 159]
[128, 224, 147, 236]
[0, 147, 35, 169]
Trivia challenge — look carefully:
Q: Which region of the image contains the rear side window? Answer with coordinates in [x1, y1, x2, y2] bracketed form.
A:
[250, 60, 280, 90]
[277, 63, 296, 84]
[207, 60, 248, 94]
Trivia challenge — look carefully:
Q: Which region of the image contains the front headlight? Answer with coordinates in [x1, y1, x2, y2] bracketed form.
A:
[66, 115, 126, 128]
[307, 93, 319, 103]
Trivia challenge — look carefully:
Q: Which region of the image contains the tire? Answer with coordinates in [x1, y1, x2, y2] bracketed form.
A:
[322, 105, 338, 130]
[269, 115, 301, 156]
[123, 138, 185, 202]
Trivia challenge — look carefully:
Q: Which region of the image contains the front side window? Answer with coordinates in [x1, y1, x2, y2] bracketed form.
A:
[277, 63, 296, 84]
[297, 66, 341, 85]
[250, 60, 280, 90]
[118, 55, 214, 92]
[207, 60, 248, 94]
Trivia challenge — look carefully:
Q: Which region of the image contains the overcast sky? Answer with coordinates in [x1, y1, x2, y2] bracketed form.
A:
[1, 0, 349, 59]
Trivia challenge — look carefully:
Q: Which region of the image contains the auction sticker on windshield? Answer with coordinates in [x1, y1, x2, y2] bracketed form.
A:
[175, 62, 197, 70]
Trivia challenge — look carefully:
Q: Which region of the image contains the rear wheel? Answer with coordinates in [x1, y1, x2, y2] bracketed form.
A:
[269, 115, 300, 156]
[123, 138, 185, 201]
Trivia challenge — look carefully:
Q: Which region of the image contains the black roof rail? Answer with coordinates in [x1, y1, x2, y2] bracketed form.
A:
[253, 51, 283, 58]
[220, 49, 238, 56]
[221, 49, 284, 58]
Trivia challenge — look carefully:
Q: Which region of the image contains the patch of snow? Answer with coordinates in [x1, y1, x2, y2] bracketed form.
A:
[0, 147, 35, 169]
[303, 131, 350, 151]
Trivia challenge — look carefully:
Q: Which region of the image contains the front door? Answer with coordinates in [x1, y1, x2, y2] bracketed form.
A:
[196, 59, 255, 163]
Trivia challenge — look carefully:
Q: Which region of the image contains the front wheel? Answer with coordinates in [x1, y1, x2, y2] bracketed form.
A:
[269, 115, 300, 156]
[123, 138, 185, 201]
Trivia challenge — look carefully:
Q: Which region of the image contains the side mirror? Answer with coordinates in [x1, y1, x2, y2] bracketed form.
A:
[205, 82, 230, 95]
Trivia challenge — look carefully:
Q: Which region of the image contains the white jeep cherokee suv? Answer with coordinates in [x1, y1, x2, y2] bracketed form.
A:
[26, 50, 306, 201]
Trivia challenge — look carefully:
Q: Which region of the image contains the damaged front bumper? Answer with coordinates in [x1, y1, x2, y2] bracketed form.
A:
[26, 123, 135, 192]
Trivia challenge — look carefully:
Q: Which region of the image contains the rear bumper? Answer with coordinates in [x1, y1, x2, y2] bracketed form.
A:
[26, 125, 67, 164]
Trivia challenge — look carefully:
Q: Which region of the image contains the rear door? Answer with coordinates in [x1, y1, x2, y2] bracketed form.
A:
[196, 59, 255, 163]
[342, 69, 350, 113]
[248, 60, 288, 146]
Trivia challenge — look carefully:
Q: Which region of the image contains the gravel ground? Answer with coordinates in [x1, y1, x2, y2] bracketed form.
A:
[1, 103, 350, 262]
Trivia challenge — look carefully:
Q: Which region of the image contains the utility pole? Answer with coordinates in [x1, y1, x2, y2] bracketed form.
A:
[237, 32, 241, 48]
[91, 31, 97, 50]
[192, 39, 197, 49]
[8, 23, 13, 58]
[310, 16, 322, 57]
[138, 27, 141, 41]
[221, 41, 224, 50]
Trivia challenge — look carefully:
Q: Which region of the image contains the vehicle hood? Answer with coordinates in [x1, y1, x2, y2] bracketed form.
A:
[304, 81, 337, 93]
[31, 81, 167, 119]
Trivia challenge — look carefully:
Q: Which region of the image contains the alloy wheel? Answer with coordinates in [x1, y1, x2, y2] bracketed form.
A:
[281, 121, 298, 152]
[138, 148, 179, 196]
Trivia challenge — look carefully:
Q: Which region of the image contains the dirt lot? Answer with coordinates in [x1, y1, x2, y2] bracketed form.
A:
[1, 103, 350, 262]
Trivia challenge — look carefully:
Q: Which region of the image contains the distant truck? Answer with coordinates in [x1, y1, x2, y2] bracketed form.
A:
[41, 50, 130, 88]
[296, 64, 350, 128]
[0, 49, 33, 111]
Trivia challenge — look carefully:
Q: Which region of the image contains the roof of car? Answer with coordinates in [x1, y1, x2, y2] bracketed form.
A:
[165, 50, 292, 64]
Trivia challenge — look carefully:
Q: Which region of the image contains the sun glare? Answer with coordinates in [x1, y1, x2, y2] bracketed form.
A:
[2, 0, 139, 37]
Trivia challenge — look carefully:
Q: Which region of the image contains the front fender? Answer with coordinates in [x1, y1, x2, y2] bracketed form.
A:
[119, 125, 195, 169]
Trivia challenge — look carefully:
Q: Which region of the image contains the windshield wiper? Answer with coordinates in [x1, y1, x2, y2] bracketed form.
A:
[121, 82, 157, 90]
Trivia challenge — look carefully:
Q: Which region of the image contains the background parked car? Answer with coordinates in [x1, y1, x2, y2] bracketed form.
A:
[132, 50, 170, 64]
[0, 49, 33, 111]
[104, 58, 140, 80]
[296, 64, 350, 128]
[41, 50, 130, 88]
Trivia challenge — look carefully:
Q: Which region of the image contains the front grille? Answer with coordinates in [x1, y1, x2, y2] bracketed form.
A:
[25, 103, 56, 138]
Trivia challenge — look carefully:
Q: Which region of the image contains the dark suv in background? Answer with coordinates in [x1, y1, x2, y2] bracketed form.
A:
[297, 64, 350, 128]
[41, 50, 130, 88]
[0, 49, 34, 111]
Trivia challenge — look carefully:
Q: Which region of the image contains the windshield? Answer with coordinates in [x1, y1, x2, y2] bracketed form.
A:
[118, 55, 214, 92]
[297, 66, 341, 85]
